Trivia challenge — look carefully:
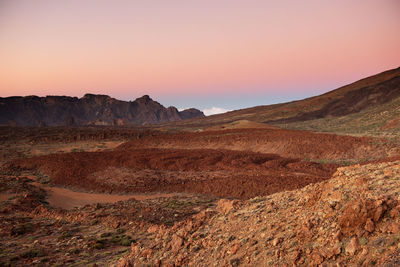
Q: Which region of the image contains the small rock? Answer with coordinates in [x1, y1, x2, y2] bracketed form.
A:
[328, 191, 343, 202]
[310, 251, 324, 265]
[361, 247, 368, 256]
[388, 222, 400, 234]
[390, 207, 400, 218]
[171, 234, 183, 252]
[373, 205, 385, 222]
[141, 248, 153, 259]
[272, 237, 282, 246]
[112, 222, 121, 229]
[229, 258, 241, 267]
[131, 243, 140, 255]
[147, 225, 158, 234]
[333, 230, 342, 242]
[228, 243, 241, 254]
[345, 237, 359, 256]
[364, 218, 375, 233]
[292, 249, 302, 264]
[117, 258, 133, 267]
[327, 242, 341, 259]
[303, 220, 314, 231]
[216, 199, 241, 215]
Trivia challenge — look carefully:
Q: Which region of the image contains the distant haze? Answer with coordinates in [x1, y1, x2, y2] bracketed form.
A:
[203, 107, 231, 116]
[1, 0, 399, 111]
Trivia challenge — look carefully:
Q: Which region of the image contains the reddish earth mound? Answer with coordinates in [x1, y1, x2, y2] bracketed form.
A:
[118, 128, 394, 160]
[7, 148, 337, 199]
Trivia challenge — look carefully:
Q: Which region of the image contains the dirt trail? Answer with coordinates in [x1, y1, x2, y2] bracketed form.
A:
[31, 182, 180, 210]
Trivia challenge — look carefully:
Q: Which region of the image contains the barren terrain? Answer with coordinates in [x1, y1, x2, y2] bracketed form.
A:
[6, 147, 337, 199]
[0, 123, 399, 266]
[0, 69, 399, 266]
[118, 128, 399, 163]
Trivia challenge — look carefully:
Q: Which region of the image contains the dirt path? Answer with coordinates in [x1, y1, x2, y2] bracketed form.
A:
[32, 182, 180, 210]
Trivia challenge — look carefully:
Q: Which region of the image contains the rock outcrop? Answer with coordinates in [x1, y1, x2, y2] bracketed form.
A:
[0, 94, 204, 126]
[117, 160, 400, 266]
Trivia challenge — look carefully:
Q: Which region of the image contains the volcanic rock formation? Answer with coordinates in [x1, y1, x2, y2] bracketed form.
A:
[0, 94, 204, 126]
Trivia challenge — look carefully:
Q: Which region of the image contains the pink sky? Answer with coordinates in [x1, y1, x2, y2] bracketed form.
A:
[0, 0, 399, 111]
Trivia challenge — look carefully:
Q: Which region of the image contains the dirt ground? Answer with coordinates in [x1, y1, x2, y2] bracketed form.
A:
[1, 126, 399, 266]
[31, 182, 181, 210]
[118, 128, 400, 162]
[7, 147, 337, 200]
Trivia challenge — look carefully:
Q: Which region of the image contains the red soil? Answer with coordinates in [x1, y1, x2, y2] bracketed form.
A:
[6, 128, 396, 200]
[118, 128, 394, 160]
[8, 148, 337, 200]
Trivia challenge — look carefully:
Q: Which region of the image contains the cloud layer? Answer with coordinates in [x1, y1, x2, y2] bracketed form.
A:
[203, 107, 231, 116]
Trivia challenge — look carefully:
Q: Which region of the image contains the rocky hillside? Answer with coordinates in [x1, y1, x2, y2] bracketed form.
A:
[118, 160, 400, 266]
[0, 94, 204, 126]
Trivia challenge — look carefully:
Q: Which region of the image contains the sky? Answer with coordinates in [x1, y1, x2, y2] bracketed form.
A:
[0, 0, 399, 115]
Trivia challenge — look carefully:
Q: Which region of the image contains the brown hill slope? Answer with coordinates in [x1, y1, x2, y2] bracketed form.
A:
[0, 94, 204, 126]
[270, 75, 400, 124]
[164, 67, 400, 132]
[279, 95, 400, 137]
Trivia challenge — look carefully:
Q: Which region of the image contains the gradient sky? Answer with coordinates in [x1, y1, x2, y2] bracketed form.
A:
[1, 0, 399, 114]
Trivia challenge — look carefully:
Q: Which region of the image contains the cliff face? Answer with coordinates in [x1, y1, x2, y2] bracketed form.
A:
[0, 94, 204, 126]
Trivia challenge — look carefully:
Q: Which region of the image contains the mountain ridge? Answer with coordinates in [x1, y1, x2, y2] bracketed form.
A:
[0, 94, 204, 126]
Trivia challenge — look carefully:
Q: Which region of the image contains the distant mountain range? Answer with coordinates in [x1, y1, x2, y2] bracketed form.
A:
[0, 94, 204, 126]
[2, 66, 399, 132]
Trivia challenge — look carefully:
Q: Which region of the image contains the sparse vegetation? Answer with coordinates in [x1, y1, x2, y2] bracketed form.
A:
[11, 222, 34, 236]
[21, 248, 46, 258]
[279, 96, 400, 138]
[57, 231, 72, 240]
[0, 68, 399, 266]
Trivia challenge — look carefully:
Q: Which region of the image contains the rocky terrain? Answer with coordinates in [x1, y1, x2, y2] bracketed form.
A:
[0, 68, 399, 266]
[0, 173, 216, 266]
[0, 124, 398, 266]
[1, 134, 399, 266]
[118, 128, 400, 163]
[118, 160, 400, 267]
[5, 147, 337, 200]
[0, 94, 204, 126]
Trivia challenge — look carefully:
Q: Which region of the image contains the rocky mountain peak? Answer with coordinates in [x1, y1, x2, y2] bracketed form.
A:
[0, 94, 204, 126]
[135, 95, 152, 104]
